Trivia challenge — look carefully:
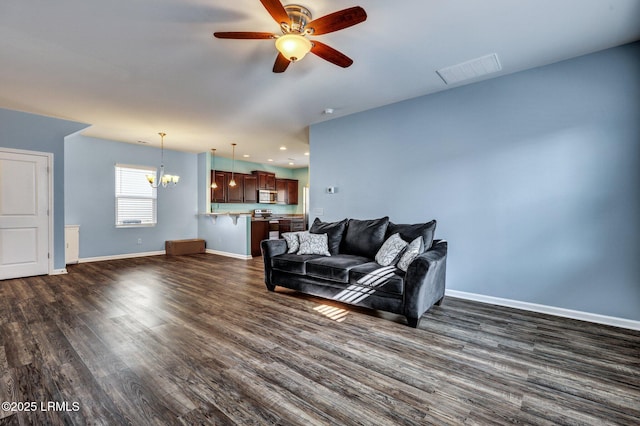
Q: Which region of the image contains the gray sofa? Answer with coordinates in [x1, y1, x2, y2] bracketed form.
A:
[261, 216, 447, 327]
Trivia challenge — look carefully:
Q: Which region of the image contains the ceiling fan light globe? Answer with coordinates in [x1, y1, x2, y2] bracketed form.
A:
[275, 34, 312, 62]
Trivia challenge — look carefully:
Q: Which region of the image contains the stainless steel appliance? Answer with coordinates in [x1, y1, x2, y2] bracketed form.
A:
[254, 209, 280, 239]
[268, 220, 280, 239]
[253, 208, 272, 219]
[258, 190, 278, 204]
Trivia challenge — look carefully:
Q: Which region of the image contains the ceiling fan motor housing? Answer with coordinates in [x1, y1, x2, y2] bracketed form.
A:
[282, 4, 312, 34]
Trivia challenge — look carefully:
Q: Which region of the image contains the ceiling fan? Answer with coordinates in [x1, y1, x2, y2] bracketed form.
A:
[214, 0, 367, 73]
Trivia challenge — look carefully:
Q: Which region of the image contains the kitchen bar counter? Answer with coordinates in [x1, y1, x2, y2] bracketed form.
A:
[203, 212, 251, 225]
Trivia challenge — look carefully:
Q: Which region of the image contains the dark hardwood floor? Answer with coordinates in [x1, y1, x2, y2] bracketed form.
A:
[1, 254, 639, 425]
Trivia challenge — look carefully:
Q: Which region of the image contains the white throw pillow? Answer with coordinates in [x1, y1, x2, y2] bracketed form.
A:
[282, 231, 306, 254]
[397, 236, 423, 272]
[297, 232, 331, 256]
[375, 233, 408, 266]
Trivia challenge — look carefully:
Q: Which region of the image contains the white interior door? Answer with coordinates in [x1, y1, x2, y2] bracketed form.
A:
[0, 150, 50, 280]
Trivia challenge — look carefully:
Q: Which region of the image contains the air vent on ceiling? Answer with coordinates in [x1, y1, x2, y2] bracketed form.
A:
[436, 53, 502, 85]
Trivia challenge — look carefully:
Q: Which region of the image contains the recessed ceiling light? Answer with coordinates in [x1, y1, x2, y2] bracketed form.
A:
[268, 159, 274, 162]
[304, 152, 309, 156]
[243, 154, 250, 158]
[280, 146, 287, 150]
[323, 108, 334, 115]
[289, 162, 294, 166]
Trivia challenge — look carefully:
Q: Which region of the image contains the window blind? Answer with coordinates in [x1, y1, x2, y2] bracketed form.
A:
[115, 164, 157, 227]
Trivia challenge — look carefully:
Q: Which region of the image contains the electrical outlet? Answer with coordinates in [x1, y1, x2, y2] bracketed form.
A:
[137, 238, 142, 245]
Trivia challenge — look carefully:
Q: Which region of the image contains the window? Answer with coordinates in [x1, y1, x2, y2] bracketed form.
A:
[115, 164, 157, 227]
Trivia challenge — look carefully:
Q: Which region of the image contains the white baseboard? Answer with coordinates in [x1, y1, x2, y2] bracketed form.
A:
[206, 249, 253, 260]
[78, 251, 166, 263]
[51, 268, 68, 275]
[445, 289, 640, 331]
[77, 249, 252, 263]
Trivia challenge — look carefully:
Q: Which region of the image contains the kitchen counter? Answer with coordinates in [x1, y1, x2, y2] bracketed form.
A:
[251, 214, 305, 222]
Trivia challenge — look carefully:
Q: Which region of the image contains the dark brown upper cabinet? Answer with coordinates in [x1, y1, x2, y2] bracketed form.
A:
[211, 170, 227, 203]
[243, 175, 258, 203]
[275, 178, 298, 205]
[226, 173, 244, 203]
[253, 171, 276, 191]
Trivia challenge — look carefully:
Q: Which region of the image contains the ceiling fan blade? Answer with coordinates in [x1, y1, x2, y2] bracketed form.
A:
[214, 32, 275, 39]
[273, 53, 291, 73]
[260, 0, 290, 25]
[311, 41, 353, 68]
[306, 6, 367, 35]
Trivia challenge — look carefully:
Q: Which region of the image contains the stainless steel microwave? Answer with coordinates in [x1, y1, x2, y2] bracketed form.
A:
[258, 190, 278, 204]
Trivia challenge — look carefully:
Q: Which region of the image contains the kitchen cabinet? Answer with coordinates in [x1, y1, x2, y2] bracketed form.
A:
[287, 180, 298, 205]
[250, 220, 269, 257]
[276, 179, 287, 205]
[253, 171, 276, 190]
[211, 171, 227, 203]
[211, 169, 297, 205]
[278, 218, 305, 234]
[243, 175, 258, 203]
[290, 218, 305, 231]
[278, 219, 291, 233]
[226, 173, 244, 203]
[275, 178, 299, 205]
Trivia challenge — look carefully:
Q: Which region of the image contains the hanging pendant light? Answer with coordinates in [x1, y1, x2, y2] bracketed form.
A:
[229, 143, 237, 187]
[210, 148, 218, 189]
[146, 132, 180, 188]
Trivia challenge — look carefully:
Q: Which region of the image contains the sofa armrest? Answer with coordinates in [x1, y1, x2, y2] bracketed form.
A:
[403, 240, 447, 321]
[260, 239, 287, 290]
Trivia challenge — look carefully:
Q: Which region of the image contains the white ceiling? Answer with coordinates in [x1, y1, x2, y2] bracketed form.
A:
[1, 0, 639, 167]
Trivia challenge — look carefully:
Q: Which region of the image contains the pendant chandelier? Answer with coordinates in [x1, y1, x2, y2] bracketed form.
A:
[146, 132, 180, 188]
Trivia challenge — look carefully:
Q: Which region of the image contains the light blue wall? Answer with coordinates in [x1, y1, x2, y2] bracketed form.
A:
[65, 135, 198, 258]
[309, 42, 640, 321]
[0, 108, 88, 270]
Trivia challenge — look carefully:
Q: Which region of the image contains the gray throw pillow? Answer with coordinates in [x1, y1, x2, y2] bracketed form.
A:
[397, 236, 423, 272]
[375, 233, 408, 266]
[297, 232, 331, 256]
[282, 231, 306, 254]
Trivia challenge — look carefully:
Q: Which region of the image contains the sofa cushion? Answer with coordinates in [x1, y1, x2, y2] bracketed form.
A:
[349, 263, 405, 296]
[397, 236, 424, 272]
[310, 218, 347, 255]
[306, 255, 370, 283]
[297, 232, 331, 256]
[375, 233, 408, 266]
[272, 253, 324, 275]
[387, 220, 436, 250]
[341, 217, 389, 258]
